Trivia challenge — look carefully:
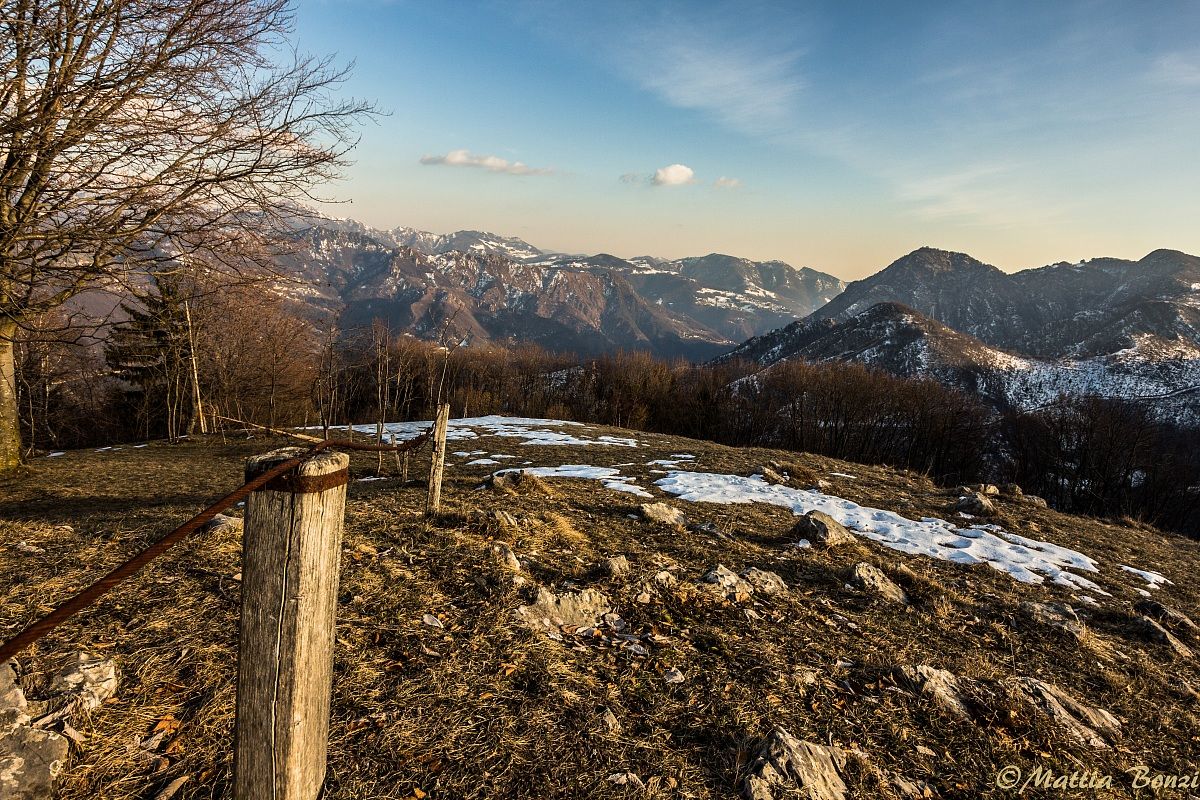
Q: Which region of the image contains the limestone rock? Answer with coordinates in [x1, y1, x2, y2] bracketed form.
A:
[640, 502, 687, 528]
[1020, 494, 1048, 508]
[1, 662, 69, 800]
[515, 588, 611, 633]
[789, 512, 857, 548]
[849, 563, 908, 604]
[1136, 616, 1194, 659]
[38, 652, 117, 724]
[741, 568, 788, 596]
[652, 570, 677, 588]
[1008, 677, 1121, 748]
[596, 706, 621, 734]
[760, 466, 788, 485]
[1000, 483, 1024, 497]
[1022, 602, 1085, 639]
[701, 564, 753, 602]
[893, 665, 973, 720]
[742, 727, 851, 800]
[1134, 599, 1198, 639]
[599, 555, 630, 578]
[199, 514, 242, 536]
[488, 541, 523, 572]
[955, 493, 995, 516]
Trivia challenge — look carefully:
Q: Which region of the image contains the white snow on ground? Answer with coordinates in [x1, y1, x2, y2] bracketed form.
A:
[497, 465, 652, 498]
[1120, 565, 1172, 589]
[655, 471, 1106, 590]
[318, 416, 642, 448]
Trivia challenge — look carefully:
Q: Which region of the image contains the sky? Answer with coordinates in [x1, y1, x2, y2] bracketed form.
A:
[295, 0, 1200, 280]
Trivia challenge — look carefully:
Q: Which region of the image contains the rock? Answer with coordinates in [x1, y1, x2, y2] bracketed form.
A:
[488, 541, 523, 572]
[1000, 483, 1024, 497]
[652, 570, 677, 588]
[487, 470, 554, 496]
[515, 588, 611, 633]
[1007, 677, 1121, 748]
[893, 665, 973, 720]
[663, 668, 685, 684]
[38, 652, 117, 724]
[701, 564, 753, 602]
[199, 514, 242, 535]
[849, 563, 908, 604]
[1135, 616, 1194, 659]
[1020, 494, 1048, 508]
[760, 466, 788, 485]
[1134, 599, 1198, 639]
[979, 484, 1000, 496]
[742, 727, 851, 800]
[741, 568, 788, 596]
[810, 479, 832, 491]
[1, 662, 70, 800]
[421, 613, 443, 629]
[1022, 602, 1085, 639]
[955, 493, 995, 516]
[639, 502, 687, 528]
[606, 772, 645, 788]
[596, 706, 621, 734]
[599, 555, 630, 578]
[789, 512, 857, 548]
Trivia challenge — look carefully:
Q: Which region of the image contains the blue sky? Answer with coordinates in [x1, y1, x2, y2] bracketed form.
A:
[296, 0, 1200, 279]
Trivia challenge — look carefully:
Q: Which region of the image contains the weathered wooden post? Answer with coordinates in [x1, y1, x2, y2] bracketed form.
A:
[235, 447, 349, 800]
[426, 403, 451, 515]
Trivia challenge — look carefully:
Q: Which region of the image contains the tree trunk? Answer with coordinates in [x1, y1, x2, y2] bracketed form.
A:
[0, 322, 22, 473]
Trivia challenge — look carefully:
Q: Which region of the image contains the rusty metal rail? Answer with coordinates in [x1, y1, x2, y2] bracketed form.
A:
[0, 427, 433, 663]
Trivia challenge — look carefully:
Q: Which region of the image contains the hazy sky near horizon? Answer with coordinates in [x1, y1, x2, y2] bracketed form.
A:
[296, 0, 1200, 279]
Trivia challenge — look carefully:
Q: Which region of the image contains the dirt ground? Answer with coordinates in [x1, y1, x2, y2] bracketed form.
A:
[1, 421, 1198, 799]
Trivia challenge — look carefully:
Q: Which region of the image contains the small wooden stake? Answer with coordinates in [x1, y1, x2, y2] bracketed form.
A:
[235, 447, 349, 800]
[426, 403, 451, 515]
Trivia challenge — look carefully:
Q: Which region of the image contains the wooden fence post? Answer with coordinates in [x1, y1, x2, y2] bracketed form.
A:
[235, 447, 350, 800]
[426, 403, 451, 515]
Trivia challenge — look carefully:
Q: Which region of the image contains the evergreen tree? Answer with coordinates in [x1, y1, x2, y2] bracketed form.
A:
[105, 274, 198, 441]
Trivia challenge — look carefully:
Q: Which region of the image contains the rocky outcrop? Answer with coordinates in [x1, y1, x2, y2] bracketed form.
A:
[1007, 678, 1121, 748]
[742, 727, 852, 800]
[893, 665, 974, 721]
[516, 588, 611, 633]
[849, 563, 908, 604]
[789, 512, 857, 548]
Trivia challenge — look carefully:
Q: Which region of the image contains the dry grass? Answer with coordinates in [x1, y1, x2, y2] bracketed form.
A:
[1, 425, 1199, 799]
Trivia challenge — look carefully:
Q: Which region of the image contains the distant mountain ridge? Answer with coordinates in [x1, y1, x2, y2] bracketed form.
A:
[278, 214, 845, 359]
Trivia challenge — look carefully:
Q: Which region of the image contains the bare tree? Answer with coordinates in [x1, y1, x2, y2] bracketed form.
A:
[0, 0, 373, 471]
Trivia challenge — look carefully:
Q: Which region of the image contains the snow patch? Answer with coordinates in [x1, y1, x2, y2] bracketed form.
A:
[497, 464, 652, 497]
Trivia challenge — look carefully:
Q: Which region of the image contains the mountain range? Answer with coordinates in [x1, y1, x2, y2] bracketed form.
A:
[280, 215, 844, 359]
[280, 215, 1200, 423]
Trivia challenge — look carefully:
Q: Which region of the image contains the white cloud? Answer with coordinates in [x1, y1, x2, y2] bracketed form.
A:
[651, 164, 696, 186]
[419, 149, 553, 176]
[713, 176, 742, 189]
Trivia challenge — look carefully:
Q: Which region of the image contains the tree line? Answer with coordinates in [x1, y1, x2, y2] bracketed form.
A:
[13, 283, 1200, 537]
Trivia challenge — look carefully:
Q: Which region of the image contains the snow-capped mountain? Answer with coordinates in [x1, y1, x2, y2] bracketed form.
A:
[810, 246, 1200, 358]
[277, 214, 844, 358]
[723, 301, 1200, 424]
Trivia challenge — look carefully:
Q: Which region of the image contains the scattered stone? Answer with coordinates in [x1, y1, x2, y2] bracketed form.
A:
[599, 555, 630, 578]
[1022, 602, 1085, 640]
[14, 542, 45, 555]
[1020, 495, 1048, 508]
[810, 479, 832, 491]
[701, 564, 753, 603]
[199, 514, 242, 536]
[1134, 599, 1198, 639]
[596, 707, 621, 734]
[760, 466, 788, 485]
[652, 570, 677, 588]
[978, 484, 1000, 496]
[1000, 483, 1024, 497]
[789, 512, 857, 548]
[487, 471, 554, 496]
[421, 613, 443, 629]
[606, 772, 645, 788]
[635, 591, 652, 604]
[38, 652, 117, 724]
[741, 568, 788, 596]
[893, 665, 974, 720]
[1007, 677, 1121, 748]
[639, 502, 687, 528]
[742, 727, 851, 800]
[663, 668, 685, 684]
[849, 563, 908, 604]
[1, 662, 70, 800]
[887, 773, 935, 800]
[955, 492, 995, 516]
[515, 588, 611, 633]
[488, 541, 523, 572]
[1135, 616, 1194, 659]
